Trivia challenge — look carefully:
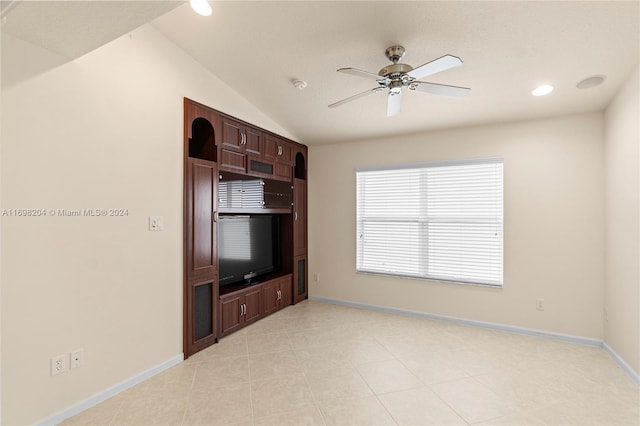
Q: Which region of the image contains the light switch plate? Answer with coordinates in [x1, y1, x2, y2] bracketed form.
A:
[149, 216, 164, 231]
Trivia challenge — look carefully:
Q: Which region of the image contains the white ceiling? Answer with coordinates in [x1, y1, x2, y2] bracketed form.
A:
[3, 1, 639, 146]
[1, 0, 179, 58]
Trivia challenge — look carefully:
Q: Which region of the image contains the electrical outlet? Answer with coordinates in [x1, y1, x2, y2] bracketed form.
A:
[536, 298, 545, 311]
[70, 349, 83, 369]
[313, 272, 320, 282]
[51, 354, 66, 376]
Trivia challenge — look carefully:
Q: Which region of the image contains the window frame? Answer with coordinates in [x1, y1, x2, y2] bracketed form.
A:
[356, 157, 504, 287]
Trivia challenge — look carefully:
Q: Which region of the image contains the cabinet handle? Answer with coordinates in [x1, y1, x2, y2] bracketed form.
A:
[212, 211, 218, 222]
[277, 290, 281, 301]
[241, 133, 246, 145]
[278, 146, 283, 156]
[241, 303, 245, 316]
[294, 211, 298, 221]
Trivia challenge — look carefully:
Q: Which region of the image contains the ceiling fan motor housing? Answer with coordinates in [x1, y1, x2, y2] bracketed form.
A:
[378, 63, 413, 78]
[380, 46, 413, 84]
[385, 45, 406, 63]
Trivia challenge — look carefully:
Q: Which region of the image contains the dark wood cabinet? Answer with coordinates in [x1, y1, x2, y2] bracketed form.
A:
[186, 158, 218, 279]
[293, 255, 307, 304]
[184, 98, 307, 357]
[262, 275, 292, 316]
[264, 135, 293, 164]
[293, 179, 307, 257]
[221, 116, 262, 155]
[292, 146, 308, 304]
[219, 116, 263, 173]
[264, 135, 293, 181]
[187, 277, 218, 354]
[219, 286, 262, 337]
[185, 157, 219, 357]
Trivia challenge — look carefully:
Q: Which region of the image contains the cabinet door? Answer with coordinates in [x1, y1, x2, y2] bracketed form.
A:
[293, 179, 307, 257]
[263, 135, 279, 162]
[244, 127, 263, 156]
[265, 136, 294, 166]
[243, 288, 263, 325]
[186, 277, 219, 357]
[221, 118, 243, 151]
[220, 294, 243, 336]
[262, 281, 280, 316]
[293, 255, 308, 304]
[278, 141, 293, 165]
[279, 275, 292, 307]
[219, 148, 247, 173]
[186, 158, 218, 279]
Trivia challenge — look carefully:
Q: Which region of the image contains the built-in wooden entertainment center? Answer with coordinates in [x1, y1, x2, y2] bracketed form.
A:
[183, 98, 308, 357]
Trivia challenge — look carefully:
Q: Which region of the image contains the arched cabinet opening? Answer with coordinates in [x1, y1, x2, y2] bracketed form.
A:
[294, 152, 306, 180]
[189, 117, 216, 161]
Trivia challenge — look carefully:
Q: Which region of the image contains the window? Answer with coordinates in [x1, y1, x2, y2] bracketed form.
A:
[356, 157, 503, 286]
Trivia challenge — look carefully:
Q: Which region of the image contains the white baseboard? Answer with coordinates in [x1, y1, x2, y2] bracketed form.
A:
[36, 354, 184, 426]
[35, 298, 640, 424]
[603, 341, 640, 385]
[311, 296, 640, 384]
[311, 296, 601, 346]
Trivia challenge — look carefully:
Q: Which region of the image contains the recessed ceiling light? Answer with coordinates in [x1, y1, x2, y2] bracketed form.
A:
[190, 0, 212, 16]
[532, 84, 554, 96]
[576, 75, 605, 90]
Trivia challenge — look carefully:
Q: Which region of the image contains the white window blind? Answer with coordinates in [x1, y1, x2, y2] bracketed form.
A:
[356, 157, 503, 286]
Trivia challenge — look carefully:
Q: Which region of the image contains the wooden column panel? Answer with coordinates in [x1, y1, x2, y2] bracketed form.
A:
[293, 179, 307, 257]
[186, 158, 218, 279]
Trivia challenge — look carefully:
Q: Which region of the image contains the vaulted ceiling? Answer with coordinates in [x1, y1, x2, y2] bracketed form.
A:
[2, 1, 638, 145]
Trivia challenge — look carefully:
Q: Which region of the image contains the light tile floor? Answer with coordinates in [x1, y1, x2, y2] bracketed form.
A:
[62, 300, 639, 425]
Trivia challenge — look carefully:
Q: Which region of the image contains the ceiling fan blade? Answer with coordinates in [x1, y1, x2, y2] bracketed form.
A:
[328, 87, 383, 109]
[407, 54, 463, 80]
[337, 67, 382, 80]
[411, 81, 471, 98]
[387, 89, 402, 117]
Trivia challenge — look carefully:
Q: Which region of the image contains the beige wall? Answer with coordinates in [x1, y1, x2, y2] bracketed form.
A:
[309, 113, 605, 339]
[0, 26, 293, 425]
[604, 65, 640, 375]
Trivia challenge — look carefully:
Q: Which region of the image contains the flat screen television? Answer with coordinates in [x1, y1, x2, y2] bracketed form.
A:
[218, 214, 281, 287]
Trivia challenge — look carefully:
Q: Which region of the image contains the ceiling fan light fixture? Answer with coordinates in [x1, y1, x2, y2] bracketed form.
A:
[190, 0, 212, 16]
[532, 84, 554, 96]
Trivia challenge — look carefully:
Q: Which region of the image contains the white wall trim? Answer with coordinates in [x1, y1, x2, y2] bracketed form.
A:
[36, 354, 184, 426]
[311, 296, 602, 346]
[603, 341, 640, 385]
[312, 296, 640, 383]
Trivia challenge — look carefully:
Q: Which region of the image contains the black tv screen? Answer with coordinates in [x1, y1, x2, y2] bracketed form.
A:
[218, 215, 280, 286]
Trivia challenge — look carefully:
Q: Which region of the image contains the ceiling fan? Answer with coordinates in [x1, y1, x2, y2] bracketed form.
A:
[329, 45, 470, 116]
